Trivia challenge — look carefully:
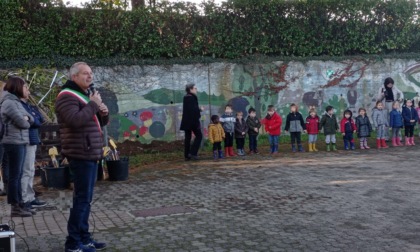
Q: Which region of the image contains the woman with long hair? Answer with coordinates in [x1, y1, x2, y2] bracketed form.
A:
[1, 76, 34, 217]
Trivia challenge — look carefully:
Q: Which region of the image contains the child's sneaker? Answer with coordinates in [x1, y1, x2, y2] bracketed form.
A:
[31, 198, 47, 208]
[254, 149, 259, 154]
[65, 244, 96, 252]
[83, 240, 107, 251]
[350, 142, 355, 150]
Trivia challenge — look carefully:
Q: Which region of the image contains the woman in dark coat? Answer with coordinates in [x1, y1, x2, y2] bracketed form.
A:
[180, 84, 203, 161]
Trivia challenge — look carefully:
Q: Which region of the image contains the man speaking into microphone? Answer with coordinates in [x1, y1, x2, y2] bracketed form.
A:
[56, 62, 108, 252]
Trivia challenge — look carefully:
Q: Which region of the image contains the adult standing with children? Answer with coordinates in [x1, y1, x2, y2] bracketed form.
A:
[0, 80, 8, 197]
[377, 77, 404, 140]
[56, 62, 108, 252]
[1, 76, 34, 217]
[180, 83, 203, 161]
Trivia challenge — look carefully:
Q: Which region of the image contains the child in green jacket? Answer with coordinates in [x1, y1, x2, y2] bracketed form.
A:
[320, 105, 339, 151]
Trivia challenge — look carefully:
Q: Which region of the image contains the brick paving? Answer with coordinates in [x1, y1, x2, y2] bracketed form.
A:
[1, 147, 420, 251]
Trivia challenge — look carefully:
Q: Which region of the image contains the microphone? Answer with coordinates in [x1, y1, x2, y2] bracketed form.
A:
[88, 83, 96, 96]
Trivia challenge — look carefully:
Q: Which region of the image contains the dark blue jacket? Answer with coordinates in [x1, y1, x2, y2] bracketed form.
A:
[21, 101, 44, 145]
[389, 109, 403, 128]
[402, 106, 419, 126]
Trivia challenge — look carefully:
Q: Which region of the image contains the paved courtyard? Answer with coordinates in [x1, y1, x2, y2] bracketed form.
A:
[2, 147, 420, 251]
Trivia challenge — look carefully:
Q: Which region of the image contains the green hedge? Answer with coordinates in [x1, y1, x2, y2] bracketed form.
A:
[0, 0, 419, 68]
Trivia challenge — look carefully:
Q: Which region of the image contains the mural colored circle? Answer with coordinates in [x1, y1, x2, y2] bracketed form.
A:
[149, 121, 165, 138]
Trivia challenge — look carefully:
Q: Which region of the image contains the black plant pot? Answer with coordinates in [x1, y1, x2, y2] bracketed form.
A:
[106, 157, 129, 181]
[41, 166, 70, 189]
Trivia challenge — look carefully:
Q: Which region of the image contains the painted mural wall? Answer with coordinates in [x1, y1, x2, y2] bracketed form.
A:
[90, 59, 420, 143]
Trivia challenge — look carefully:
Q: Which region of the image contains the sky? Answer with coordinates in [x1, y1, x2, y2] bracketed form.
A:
[67, 0, 224, 7]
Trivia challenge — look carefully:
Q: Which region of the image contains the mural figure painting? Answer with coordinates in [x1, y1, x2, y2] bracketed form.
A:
[101, 60, 420, 146]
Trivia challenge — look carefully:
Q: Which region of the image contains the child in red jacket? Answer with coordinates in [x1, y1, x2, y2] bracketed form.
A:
[262, 105, 282, 154]
[340, 109, 357, 150]
[305, 108, 320, 152]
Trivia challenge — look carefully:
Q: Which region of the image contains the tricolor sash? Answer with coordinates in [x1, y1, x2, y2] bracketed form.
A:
[57, 88, 102, 134]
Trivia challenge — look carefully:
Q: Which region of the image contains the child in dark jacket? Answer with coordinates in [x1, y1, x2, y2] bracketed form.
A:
[389, 101, 404, 147]
[305, 108, 319, 152]
[340, 109, 357, 150]
[320, 105, 339, 151]
[262, 105, 282, 154]
[220, 105, 236, 157]
[355, 108, 373, 149]
[402, 99, 419, 145]
[284, 103, 306, 152]
[246, 107, 261, 154]
[235, 111, 248, 156]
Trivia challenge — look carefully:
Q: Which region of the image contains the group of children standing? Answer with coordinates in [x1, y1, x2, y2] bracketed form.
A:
[208, 105, 262, 160]
[374, 99, 419, 147]
[207, 100, 420, 160]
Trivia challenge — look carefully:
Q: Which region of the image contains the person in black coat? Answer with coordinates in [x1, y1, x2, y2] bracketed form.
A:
[180, 84, 203, 161]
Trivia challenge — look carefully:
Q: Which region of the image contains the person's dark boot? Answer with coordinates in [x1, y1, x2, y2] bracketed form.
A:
[11, 204, 32, 217]
[344, 140, 349, 150]
[298, 144, 304, 152]
[213, 151, 218, 161]
[22, 202, 36, 215]
[291, 144, 296, 153]
[218, 150, 224, 159]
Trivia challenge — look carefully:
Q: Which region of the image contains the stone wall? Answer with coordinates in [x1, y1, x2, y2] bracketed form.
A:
[89, 59, 420, 143]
